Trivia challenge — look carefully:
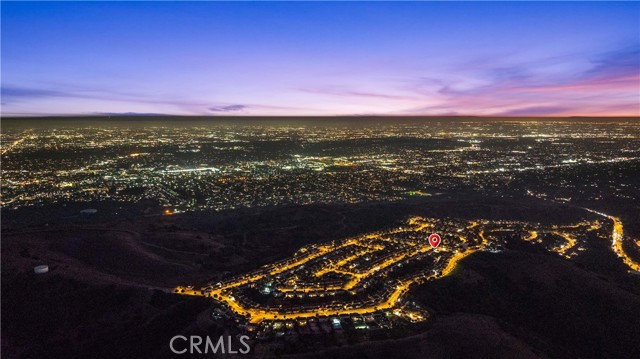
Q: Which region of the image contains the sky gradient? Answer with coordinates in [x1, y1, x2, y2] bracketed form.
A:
[2, 1, 639, 117]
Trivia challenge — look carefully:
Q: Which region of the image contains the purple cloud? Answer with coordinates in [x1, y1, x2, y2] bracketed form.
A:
[1, 86, 70, 99]
[499, 106, 572, 116]
[208, 105, 247, 112]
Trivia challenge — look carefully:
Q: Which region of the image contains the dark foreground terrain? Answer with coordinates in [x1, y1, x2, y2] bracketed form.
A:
[3, 195, 640, 358]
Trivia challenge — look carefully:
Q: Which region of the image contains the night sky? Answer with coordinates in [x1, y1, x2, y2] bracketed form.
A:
[2, 1, 639, 117]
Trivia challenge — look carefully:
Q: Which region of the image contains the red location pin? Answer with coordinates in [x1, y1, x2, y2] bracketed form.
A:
[429, 233, 441, 249]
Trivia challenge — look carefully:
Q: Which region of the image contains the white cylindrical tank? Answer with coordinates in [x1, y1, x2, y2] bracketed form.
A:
[34, 265, 49, 274]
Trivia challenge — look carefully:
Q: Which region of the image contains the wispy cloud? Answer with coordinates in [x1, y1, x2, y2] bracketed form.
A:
[401, 44, 640, 116]
[499, 106, 572, 116]
[3, 44, 637, 117]
[301, 87, 417, 101]
[505, 46, 639, 94]
[93, 112, 171, 117]
[1, 86, 72, 100]
[208, 105, 247, 112]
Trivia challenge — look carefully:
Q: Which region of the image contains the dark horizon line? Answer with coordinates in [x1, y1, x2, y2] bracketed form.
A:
[2, 115, 639, 121]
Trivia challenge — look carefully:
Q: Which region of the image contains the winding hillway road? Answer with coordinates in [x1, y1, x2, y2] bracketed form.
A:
[527, 193, 640, 273]
[581, 207, 640, 272]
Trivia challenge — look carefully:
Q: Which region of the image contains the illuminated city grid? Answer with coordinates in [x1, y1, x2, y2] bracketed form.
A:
[2, 120, 639, 211]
